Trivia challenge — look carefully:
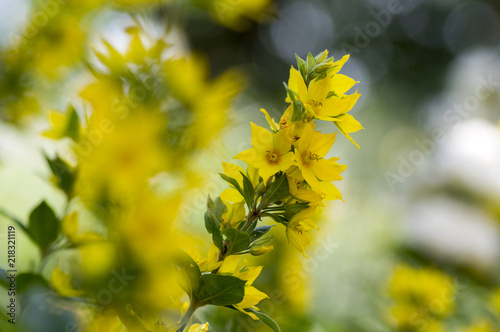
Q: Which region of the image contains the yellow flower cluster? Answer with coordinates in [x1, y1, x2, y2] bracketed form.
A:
[231, 50, 362, 257]
[387, 264, 456, 331]
[41, 27, 243, 331]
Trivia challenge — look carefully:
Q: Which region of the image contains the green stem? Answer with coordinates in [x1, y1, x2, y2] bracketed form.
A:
[178, 303, 198, 332]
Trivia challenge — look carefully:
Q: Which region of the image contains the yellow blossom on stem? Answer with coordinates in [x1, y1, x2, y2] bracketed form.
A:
[234, 123, 294, 181]
[286, 207, 319, 258]
[293, 123, 345, 191]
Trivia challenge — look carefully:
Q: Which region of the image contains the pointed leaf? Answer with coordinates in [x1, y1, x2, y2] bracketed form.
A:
[196, 274, 246, 306]
[244, 308, 281, 332]
[28, 201, 60, 250]
[240, 171, 255, 208]
[261, 175, 289, 207]
[250, 225, 274, 241]
[222, 228, 251, 255]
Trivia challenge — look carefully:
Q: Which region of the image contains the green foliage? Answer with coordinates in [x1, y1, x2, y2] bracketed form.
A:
[222, 228, 251, 256]
[250, 225, 274, 241]
[16, 273, 49, 293]
[260, 174, 289, 207]
[173, 251, 201, 299]
[204, 196, 226, 249]
[195, 274, 246, 306]
[240, 171, 255, 208]
[45, 154, 75, 197]
[66, 106, 80, 141]
[28, 201, 60, 251]
[244, 307, 281, 332]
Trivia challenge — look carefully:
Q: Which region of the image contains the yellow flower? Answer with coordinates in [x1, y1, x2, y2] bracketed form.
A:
[293, 123, 345, 191]
[234, 123, 294, 181]
[222, 201, 246, 229]
[51, 262, 84, 297]
[260, 108, 279, 131]
[117, 194, 182, 266]
[287, 55, 363, 148]
[388, 264, 455, 329]
[186, 244, 223, 273]
[42, 109, 80, 140]
[286, 207, 319, 257]
[188, 323, 210, 332]
[75, 110, 169, 206]
[211, 0, 273, 31]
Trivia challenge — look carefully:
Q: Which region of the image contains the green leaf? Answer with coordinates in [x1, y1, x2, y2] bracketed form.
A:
[172, 251, 201, 298]
[306, 52, 315, 75]
[261, 175, 289, 207]
[244, 307, 281, 332]
[204, 196, 227, 249]
[295, 54, 308, 80]
[240, 171, 255, 208]
[66, 106, 80, 141]
[45, 154, 75, 197]
[196, 274, 246, 306]
[265, 214, 289, 224]
[250, 225, 274, 241]
[313, 50, 327, 63]
[222, 228, 251, 256]
[283, 84, 297, 103]
[291, 100, 304, 122]
[28, 201, 60, 251]
[219, 173, 244, 198]
[282, 203, 310, 218]
[16, 273, 49, 293]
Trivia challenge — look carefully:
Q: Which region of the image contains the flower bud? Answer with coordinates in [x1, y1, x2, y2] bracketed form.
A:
[250, 245, 274, 256]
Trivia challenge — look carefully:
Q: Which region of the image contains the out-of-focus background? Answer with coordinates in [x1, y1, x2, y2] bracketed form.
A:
[1, 0, 500, 331]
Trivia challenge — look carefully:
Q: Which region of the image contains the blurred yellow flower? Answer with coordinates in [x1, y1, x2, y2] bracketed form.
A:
[388, 265, 455, 330]
[51, 263, 84, 298]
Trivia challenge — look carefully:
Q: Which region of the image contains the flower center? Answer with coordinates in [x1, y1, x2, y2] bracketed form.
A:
[303, 151, 319, 163]
[280, 119, 290, 129]
[266, 150, 279, 162]
[293, 224, 303, 234]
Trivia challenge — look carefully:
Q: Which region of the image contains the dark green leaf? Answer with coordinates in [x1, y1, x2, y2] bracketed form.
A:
[283, 203, 310, 218]
[28, 201, 60, 250]
[196, 274, 246, 306]
[172, 251, 201, 298]
[204, 196, 226, 249]
[261, 175, 289, 207]
[265, 214, 289, 224]
[250, 225, 274, 241]
[45, 154, 75, 197]
[66, 106, 80, 141]
[222, 228, 251, 255]
[16, 273, 49, 293]
[240, 171, 255, 208]
[219, 173, 244, 198]
[244, 307, 281, 332]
